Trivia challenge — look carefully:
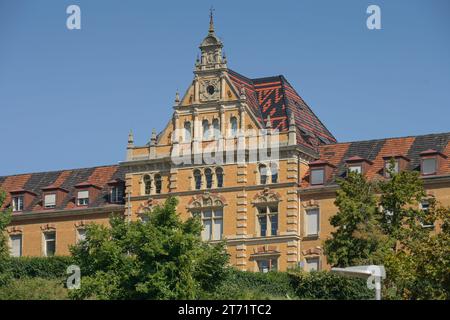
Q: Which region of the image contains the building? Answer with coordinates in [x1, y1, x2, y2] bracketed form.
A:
[1, 15, 449, 272]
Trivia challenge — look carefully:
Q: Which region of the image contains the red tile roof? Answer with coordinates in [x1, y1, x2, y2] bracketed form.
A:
[228, 70, 337, 153]
[0, 165, 128, 213]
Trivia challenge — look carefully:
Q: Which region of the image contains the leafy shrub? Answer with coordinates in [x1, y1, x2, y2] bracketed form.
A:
[7, 256, 74, 279]
[203, 268, 296, 300]
[288, 270, 374, 300]
[0, 278, 68, 300]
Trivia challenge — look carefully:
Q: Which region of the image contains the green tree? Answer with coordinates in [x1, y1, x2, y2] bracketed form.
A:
[323, 172, 389, 267]
[0, 189, 12, 286]
[324, 163, 450, 299]
[69, 197, 229, 300]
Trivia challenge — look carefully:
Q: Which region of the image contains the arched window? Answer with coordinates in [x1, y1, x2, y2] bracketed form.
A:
[184, 122, 192, 142]
[212, 119, 220, 140]
[205, 168, 213, 189]
[216, 168, 224, 188]
[154, 174, 162, 194]
[270, 163, 278, 183]
[143, 175, 152, 195]
[202, 120, 210, 140]
[230, 117, 238, 137]
[259, 164, 268, 185]
[194, 169, 202, 190]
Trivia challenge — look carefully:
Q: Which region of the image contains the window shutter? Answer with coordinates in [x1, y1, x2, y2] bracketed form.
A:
[306, 208, 319, 235]
[45, 194, 56, 207]
[78, 190, 89, 199]
[10, 234, 22, 257]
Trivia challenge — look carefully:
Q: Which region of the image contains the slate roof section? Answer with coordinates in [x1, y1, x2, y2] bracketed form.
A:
[228, 70, 337, 153]
[0, 165, 127, 213]
[301, 132, 450, 188]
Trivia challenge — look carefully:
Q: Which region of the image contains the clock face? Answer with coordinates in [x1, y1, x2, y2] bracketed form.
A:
[200, 79, 220, 101]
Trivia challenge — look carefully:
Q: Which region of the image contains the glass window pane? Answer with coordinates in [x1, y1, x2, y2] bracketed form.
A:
[311, 169, 324, 185]
[306, 257, 320, 272]
[259, 216, 267, 237]
[213, 218, 223, 240]
[45, 194, 56, 208]
[202, 220, 212, 241]
[270, 214, 278, 236]
[258, 260, 269, 273]
[203, 210, 212, 218]
[348, 165, 362, 174]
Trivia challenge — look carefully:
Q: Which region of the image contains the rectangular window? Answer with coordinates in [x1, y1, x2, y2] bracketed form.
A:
[44, 194, 56, 209]
[384, 160, 399, 177]
[348, 165, 362, 174]
[77, 229, 86, 242]
[77, 190, 89, 206]
[259, 216, 267, 237]
[44, 232, 56, 257]
[311, 168, 325, 185]
[200, 209, 223, 241]
[257, 258, 278, 273]
[306, 208, 319, 236]
[420, 201, 434, 228]
[305, 257, 320, 272]
[422, 158, 437, 175]
[111, 187, 123, 203]
[12, 196, 24, 212]
[10, 234, 22, 257]
[213, 209, 223, 240]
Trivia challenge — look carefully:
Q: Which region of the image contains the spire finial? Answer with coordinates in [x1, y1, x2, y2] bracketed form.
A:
[175, 90, 180, 104]
[128, 130, 134, 145]
[209, 6, 215, 33]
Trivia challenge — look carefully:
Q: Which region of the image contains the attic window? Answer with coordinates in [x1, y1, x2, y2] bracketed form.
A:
[422, 158, 437, 175]
[77, 190, 89, 206]
[44, 194, 56, 209]
[12, 196, 24, 212]
[348, 165, 362, 174]
[310, 168, 325, 185]
[384, 160, 399, 177]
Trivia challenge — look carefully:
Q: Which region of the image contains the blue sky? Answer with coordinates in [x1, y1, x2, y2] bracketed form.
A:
[0, 0, 449, 176]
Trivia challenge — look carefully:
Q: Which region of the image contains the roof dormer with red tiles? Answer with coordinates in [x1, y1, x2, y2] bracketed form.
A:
[41, 185, 69, 210]
[345, 156, 373, 176]
[9, 189, 36, 213]
[308, 160, 336, 186]
[420, 149, 448, 176]
[74, 182, 102, 207]
[382, 154, 410, 177]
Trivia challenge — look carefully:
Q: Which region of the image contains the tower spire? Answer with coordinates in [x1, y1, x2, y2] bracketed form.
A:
[209, 6, 215, 33]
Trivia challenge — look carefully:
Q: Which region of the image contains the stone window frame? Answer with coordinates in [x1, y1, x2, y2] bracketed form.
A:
[187, 193, 227, 242]
[302, 201, 320, 239]
[252, 188, 282, 238]
[191, 166, 225, 190]
[257, 162, 279, 185]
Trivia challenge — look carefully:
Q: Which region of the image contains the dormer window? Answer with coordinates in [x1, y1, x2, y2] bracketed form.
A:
[308, 160, 335, 186]
[345, 156, 372, 176]
[12, 196, 24, 212]
[310, 168, 325, 185]
[111, 186, 123, 203]
[422, 158, 437, 175]
[420, 149, 446, 176]
[348, 165, 362, 174]
[384, 159, 399, 177]
[44, 194, 56, 209]
[77, 190, 89, 206]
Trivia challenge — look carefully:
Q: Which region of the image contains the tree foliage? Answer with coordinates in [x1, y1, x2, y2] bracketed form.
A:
[323, 162, 450, 299]
[69, 197, 229, 300]
[0, 189, 12, 286]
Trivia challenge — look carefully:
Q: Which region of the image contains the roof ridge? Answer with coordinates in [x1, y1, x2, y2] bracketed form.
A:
[326, 131, 450, 146]
[0, 163, 120, 180]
